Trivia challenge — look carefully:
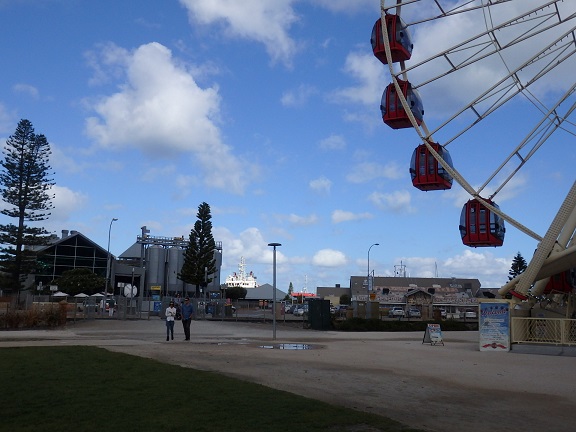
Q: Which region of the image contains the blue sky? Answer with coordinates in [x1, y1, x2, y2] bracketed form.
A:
[1, 0, 574, 293]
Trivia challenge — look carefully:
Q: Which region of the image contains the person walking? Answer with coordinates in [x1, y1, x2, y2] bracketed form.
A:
[165, 301, 177, 341]
[180, 296, 194, 341]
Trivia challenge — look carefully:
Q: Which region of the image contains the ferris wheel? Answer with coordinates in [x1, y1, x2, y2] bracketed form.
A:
[373, 0, 576, 305]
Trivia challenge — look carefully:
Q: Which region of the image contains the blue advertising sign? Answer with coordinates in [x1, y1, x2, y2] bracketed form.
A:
[479, 301, 510, 352]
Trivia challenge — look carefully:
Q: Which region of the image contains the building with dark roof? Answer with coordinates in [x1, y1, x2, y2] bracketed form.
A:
[28, 227, 222, 300]
[33, 230, 110, 289]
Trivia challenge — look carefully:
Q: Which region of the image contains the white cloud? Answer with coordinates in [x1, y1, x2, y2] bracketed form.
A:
[49, 185, 88, 222]
[312, 248, 347, 267]
[391, 252, 511, 287]
[309, 176, 332, 194]
[287, 213, 318, 226]
[331, 210, 372, 224]
[213, 226, 272, 267]
[331, 51, 385, 106]
[0, 103, 15, 133]
[49, 144, 84, 174]
[310, 0, 376, 13]
[281, 84, 317, 107]
[179, 0, 299, 66]
[346, 162, 403, 183]
[442, 250, 510, 288]
[85, 42, 257, 194]
[319, 134, 346, 151]
[369, 190, 414, 213]
[13, 83, 39, 99]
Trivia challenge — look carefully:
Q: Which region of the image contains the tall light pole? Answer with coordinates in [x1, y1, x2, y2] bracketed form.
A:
[367, 243, 379, 299]
[268, 242, 281, 340]
[102, 217, 118, 318]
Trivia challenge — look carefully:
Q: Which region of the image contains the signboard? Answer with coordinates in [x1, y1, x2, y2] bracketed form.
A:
[422, 323, 444, 346]
[150, 285, 161, 301]
[479, 300, 510, 352]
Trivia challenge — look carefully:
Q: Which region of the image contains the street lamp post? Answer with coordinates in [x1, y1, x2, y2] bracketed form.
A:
[268, 242, 282, 340]
[367, 243, 379, 299]
[102, 217, 118, 318]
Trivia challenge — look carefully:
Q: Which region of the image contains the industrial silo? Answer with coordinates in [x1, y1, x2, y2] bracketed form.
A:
[167, 246, 183, 295]
[147, 245, 166, 296]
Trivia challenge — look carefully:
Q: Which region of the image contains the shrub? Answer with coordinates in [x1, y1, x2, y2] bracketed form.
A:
[334, 317, 476, 332]
[4, 310, 23, 329]
[0, 306, 67, 329]
[24, 309, 42, 328]
[44, 308, 65, 327]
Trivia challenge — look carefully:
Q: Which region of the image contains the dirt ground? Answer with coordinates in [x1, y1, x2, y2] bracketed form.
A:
[1, 318, 575, 432]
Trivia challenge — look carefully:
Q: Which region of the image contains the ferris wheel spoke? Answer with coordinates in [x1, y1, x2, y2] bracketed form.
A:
[400, 0, 573, 86]
[481, 87, 576, 199]
[427, 31, 576, 146]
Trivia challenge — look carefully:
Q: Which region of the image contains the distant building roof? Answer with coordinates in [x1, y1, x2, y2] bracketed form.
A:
[119, 242, 142, 259]
[243, 283, 287, 301]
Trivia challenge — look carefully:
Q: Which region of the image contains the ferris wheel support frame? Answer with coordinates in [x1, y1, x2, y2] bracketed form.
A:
[499, 181, 576, 302]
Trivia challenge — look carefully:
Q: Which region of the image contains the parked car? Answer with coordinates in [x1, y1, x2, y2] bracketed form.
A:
[407, 308, 421, 318]
[284, 303, 293, 313]
[464, 309, 477, 319]
[389, 307, 405, 318]
[294, 305, 307, 316]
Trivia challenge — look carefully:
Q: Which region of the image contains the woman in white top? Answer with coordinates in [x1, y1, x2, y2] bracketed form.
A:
[165, 301, 176, 341]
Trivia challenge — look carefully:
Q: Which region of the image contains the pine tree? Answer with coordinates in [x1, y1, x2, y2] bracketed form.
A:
[178, 202, 217, 297]
[284, 282, 294, 301]
[0, 119, 54, 295]
[508, 251, 527, 281]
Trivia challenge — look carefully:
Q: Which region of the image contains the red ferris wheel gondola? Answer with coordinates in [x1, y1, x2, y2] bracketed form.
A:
[459, 198, 505, 247]
[371, 15, 413, 64]
[410, 142, 453, 191]
[380, 79, 423, 129]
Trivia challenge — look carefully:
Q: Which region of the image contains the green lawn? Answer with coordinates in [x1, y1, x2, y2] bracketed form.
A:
[0, 346, 423, 432]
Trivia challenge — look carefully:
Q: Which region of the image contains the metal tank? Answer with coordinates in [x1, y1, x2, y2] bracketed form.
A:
[167, 246, 183, 294]
[147, 245, 166, 288]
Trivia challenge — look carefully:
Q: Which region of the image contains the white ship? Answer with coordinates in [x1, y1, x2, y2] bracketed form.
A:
[225, 257, 258, 289]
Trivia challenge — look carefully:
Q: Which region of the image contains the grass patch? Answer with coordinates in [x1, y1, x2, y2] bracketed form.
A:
[0, 346, 423, 432]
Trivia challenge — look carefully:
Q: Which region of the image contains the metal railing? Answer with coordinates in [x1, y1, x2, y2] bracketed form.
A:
[511, 317, 576, 346]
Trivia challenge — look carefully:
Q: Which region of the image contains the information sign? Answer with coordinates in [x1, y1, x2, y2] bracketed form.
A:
[422, 323, 444, 346]
[479, 300, 510, 352]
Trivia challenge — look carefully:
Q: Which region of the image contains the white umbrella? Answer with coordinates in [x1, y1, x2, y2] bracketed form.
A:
[90, 293, 105, 297]
[74, 293, 89, 298]
[53, 291, 69, 297]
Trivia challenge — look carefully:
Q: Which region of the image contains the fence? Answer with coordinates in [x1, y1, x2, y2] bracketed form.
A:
[511, 317, 576, 346]
[2, 295, 296, 323]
